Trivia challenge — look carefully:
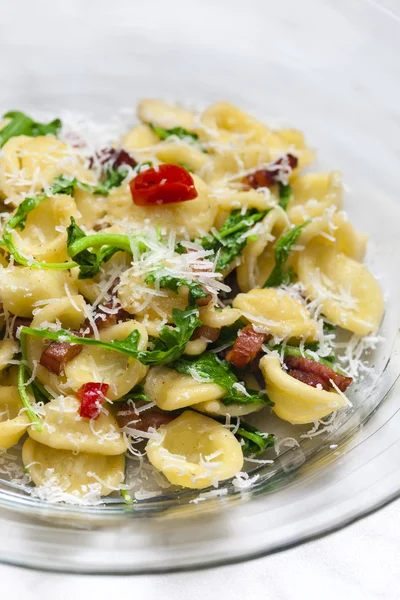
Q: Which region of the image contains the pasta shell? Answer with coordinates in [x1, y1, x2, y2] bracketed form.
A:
[146, 411, 243, 489]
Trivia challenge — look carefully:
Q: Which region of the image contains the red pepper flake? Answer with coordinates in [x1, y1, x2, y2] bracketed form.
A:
[129, 164, 198, 206]
[244, 153, 298, 189]
[226, 325, 266, 370]
[76, 382, 109, 420]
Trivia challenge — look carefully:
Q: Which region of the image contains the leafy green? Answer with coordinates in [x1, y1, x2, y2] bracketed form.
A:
[120, 489, 133, 504]
[200, 209, 269, 271]
[144, 272, 207, 304]
[263, 221, 310, 287]
[278, 182, 292, 210]
[17, 333, 43, 431]
[150, 124, 200, 144]
[21, 305, 201, 366]
[235, 420, 275, 456]
[171, 352, 272, 406]
[0, 111, 61, 148]
[66, 217, 131, 279]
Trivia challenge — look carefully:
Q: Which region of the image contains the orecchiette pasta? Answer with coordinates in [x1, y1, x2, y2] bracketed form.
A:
[64, 321, 148, 400]
[297, 243, 384, 335]
[23, 438, 125, 497]
[28, 396, 127, 455]
[0, 386, 30, 449]
[0, 267, 76, 317]
[0, 101, 384, 503]
[259, 356, 349, 424]
[144, 366, 226, 411]
[233, 288, 318, 340]
[146, 411, 244, 488]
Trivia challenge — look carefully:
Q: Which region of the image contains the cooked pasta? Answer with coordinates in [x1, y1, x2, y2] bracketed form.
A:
[0, 101, 384, 504]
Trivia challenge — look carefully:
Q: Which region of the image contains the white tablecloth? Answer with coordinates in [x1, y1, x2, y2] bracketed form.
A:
[2, 498, 399, 599]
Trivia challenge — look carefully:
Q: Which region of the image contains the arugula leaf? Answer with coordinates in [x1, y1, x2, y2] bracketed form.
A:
[171, 352, 272, 406]
[145, 272, 207, 304]
[234, 420, 275, 456]
[150, 124, 199, 143]
[66, 217, 130, 279]
[200, 209, 269, 272]
[52, 172, 126, 197]
[21, 305, 200, 366]
[17, 333, 44, 431]
[263, 221, 310, 287]
[278, 182, 292, 211]
[0, 111, 61, 148]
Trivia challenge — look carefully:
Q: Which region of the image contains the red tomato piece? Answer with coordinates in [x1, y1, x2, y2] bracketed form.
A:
[226, 325, 266, 370]
[129, 164, 198, 206]
[76, 382, 109, 420]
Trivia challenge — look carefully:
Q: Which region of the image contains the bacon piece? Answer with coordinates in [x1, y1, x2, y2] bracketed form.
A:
[9, 316, 31, 340]
[116, 405, 175, 431]
[76, 382, 109, 419]
[284, 355, 352, 392]
[287, 368, 330, 391]
[191, 325, 220, 343]
[195, 291, 213, 307]
[39, 340, 83, 375]
[89, 148, 137, 170]
[93, 222, 111, 232]
[244, 153, 298, 189]
[226, 325, 266, 370]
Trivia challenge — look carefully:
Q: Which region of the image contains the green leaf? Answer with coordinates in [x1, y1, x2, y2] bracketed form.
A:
[0, 111, 61, 148]
[235, 420, 275, 456]
[171, 352, 272, 406]
[21, 305, 201, 366]
[263, 221, 310, 287]
[66, 217, 129, 279]
[150, 124, 198, 143]
[17, 333, 43, 431]
[200, 209, 269, 272]
[278, 182, 292, 210]
[145, 272, 207, 304]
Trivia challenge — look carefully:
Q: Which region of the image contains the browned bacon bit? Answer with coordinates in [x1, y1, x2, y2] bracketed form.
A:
[39, 341, 83, 375]
[116, 405, 175, 431]
[226, 325, 266, 370]
[195, 291, 213, 307]
[89, 148, 137, 170]
[93, 222, 111, 232]
[243, 153, 298, 190]
[287, 369, 331, 391]
[191, 325, 220, 343]
[284, 355, 352, 392]
[9, 316, 32, 340]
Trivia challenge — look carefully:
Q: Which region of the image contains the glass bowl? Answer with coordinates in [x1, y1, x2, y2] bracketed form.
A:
[0, 0, 399, 573]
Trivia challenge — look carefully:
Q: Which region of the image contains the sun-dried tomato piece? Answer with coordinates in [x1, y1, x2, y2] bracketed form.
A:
[130, 164, 198, 206]
[244, 153, 298, 189]
[76, 382, 109, 420]
[284, 355, 352, 392]
[116, 404, 175, 431]
[226, 325, 266, 370]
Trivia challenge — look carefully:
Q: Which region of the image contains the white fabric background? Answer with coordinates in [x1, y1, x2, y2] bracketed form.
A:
[1, 499, 400, 599]
[0, 0, 399, 596]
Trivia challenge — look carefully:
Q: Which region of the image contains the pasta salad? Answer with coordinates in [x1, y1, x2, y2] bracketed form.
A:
[0, 101, 384, 504]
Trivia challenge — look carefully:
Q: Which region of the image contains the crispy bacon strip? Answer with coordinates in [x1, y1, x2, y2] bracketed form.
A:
[89, 147, 137, 170]
[39, 340, 83, 375]
[284, 355, 352, 392]
[244, 153, 298, 189]
[226, 325, 266, 370]
[116, 405, 175, 431]
[9, 316, 31, 340]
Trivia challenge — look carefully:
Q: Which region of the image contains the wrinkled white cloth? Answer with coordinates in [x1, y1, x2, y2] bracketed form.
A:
[1, 499, 400, 600]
